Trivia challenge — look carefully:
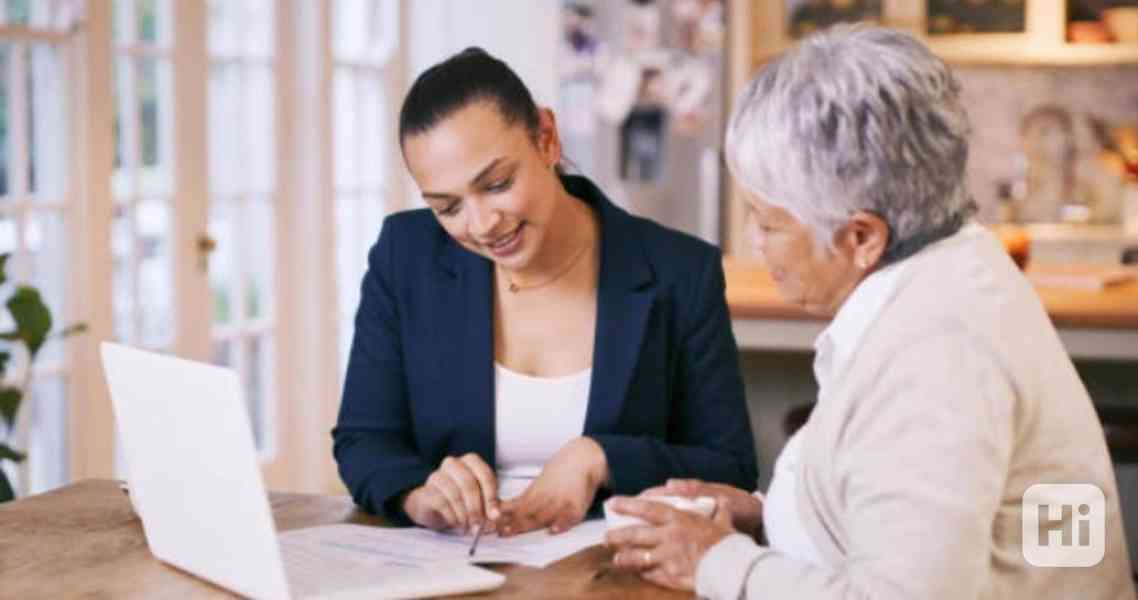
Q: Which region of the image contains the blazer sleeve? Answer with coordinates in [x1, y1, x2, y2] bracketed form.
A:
[591, 250, 759, 494]
[332, 220, 433, 524]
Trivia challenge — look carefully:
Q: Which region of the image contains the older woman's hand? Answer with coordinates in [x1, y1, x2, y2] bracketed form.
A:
[604, 496, 736, 591]
[642, 478, 764, 539]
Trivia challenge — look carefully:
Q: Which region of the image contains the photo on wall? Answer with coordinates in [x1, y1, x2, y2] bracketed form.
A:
[927, 0, 1027, 35]
[558, 0, 726, 245]
[786, 0, 883, 39]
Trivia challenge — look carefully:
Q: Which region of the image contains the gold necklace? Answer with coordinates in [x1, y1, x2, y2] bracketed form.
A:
[502, 237, 592, 293]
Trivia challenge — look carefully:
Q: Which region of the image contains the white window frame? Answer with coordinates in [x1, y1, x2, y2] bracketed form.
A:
[332, 0, 403, 376]
[207, 0, 280, 458]
[0, 15, 83, 496]
[13, 0, 411, 495]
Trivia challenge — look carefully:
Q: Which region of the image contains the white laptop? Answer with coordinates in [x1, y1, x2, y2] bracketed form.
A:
[100, 342, 505, 600]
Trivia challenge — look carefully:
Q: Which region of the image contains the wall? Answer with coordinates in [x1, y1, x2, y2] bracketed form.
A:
[399, 0, 559, 210]
[405, 0, 560, 107]
[955, 65, 1138, 223]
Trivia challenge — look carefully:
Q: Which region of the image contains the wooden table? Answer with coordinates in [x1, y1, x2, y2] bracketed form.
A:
[0, 480, 690, 599]
[724, 258, 1138, 361]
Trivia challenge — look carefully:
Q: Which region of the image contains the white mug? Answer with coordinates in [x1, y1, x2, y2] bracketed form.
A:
[603, 495, 717, 531]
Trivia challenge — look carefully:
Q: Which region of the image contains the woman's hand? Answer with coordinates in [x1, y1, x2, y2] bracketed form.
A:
[604, 496, 736, 592]
[496, 436, 608, 536]
[402, 453, 500, 533]
[642, 478, 763, 539]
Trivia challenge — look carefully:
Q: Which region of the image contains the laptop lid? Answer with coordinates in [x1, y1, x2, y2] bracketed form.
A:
[101, 342, 291, 600]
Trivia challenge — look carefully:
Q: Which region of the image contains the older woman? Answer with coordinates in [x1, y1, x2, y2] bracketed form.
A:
[605, 26, 1135, 599]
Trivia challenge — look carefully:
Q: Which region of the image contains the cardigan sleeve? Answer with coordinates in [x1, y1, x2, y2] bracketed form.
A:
[694, 331, 1016, 600]
[590, 249, 759, 494]
[331, 219, 433, 524]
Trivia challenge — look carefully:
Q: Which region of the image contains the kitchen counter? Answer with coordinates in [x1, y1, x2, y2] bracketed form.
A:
[724, 257, 1138, 361]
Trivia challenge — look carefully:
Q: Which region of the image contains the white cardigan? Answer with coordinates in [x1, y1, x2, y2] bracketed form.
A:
[763, 234, 912, 565]
[696, 226, 1135, 600]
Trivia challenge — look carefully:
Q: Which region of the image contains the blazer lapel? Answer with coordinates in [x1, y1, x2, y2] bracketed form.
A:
[432, 175, 655, 452]
[436, 240, 496, 464]
[581, 184, 657, 435]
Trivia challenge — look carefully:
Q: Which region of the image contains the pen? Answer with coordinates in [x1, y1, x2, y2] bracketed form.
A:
[468, 523, 484, 557]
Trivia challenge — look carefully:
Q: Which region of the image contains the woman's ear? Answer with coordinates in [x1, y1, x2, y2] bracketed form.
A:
[536, 107, 562, 169]
[837, 211, 890, 272]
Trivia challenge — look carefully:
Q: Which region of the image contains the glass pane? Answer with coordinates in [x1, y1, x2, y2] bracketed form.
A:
[339, 314, 353, 376]
[136, 199, 172, 347]
[4, 0, 31, 25]
[212, 338, 231, 366]
[245, 197, 273, 320]
[368, 1, 398, 63]
[209, 64, 240, 197]
[113, 0, 135, 44]
[138, 58, 173, 196]
[244, 65, 274, 192]
[359, 77, 386, 189]
[26, 0, 51, 28]
[243, 0, 274, 58]
[46, 0, 83, 32]
[361, 194, 384, 246]
[0, 44, 9, 198]
[111, 207, 135, 342]
[333, 70, 358, 189]
[246, 334, 273, 451]
[113, 57, 138, 196]
[26, 375, 68, 494]
[0, 212, 17, 253]
[336, 193, 358, 330]
[136, 0, 159, 44]
[334, 0, 367, 61]
[208, 199, 236, 326]
[29, 44, 67, 200]
[208, 0, 239, 56]
[25, 209, 68, 366]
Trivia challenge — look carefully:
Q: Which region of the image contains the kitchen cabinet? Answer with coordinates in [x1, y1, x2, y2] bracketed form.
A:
[743, 1, 1138, 68]
[722, 0, 1138, 256]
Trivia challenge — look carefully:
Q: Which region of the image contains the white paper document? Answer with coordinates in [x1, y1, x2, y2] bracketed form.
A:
[279, 519, 607, 570]
[280, 537, 428, 599]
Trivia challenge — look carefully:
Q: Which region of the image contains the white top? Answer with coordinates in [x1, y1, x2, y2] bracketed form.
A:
[761, 224, 983, 565]
[494, 363, 592, 500]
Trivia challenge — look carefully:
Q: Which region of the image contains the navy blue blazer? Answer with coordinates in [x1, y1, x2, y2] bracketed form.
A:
[333, 175, 758, 523]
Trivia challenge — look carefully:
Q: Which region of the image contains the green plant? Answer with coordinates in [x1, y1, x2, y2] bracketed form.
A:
[0, 253, 86, 502]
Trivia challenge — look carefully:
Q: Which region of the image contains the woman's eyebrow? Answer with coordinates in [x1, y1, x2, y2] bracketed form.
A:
[470, 157, 515, 186]
[420, 157, 511, 200]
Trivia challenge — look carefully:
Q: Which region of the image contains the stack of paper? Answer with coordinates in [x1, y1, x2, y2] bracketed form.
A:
[280, 519, 607, 571]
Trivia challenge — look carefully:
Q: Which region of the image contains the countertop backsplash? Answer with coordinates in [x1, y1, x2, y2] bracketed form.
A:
[955, 65, 1138, 225]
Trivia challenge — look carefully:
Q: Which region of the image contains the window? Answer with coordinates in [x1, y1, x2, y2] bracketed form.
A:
[111, 0, 174, 349]
[2, 1, 402, 496]
[334, 0, 399, 373]
[0, 0, 83, 494]
[208, 0, 277, 452]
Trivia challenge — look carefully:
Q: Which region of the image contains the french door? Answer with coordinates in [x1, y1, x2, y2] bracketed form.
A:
[109, 0, 284, 478]
[5, 0, 401, 497]
[0, 1, 83, 495]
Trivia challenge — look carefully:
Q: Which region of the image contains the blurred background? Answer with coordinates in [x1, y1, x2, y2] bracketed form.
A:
[0, 0, 1136, 508]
